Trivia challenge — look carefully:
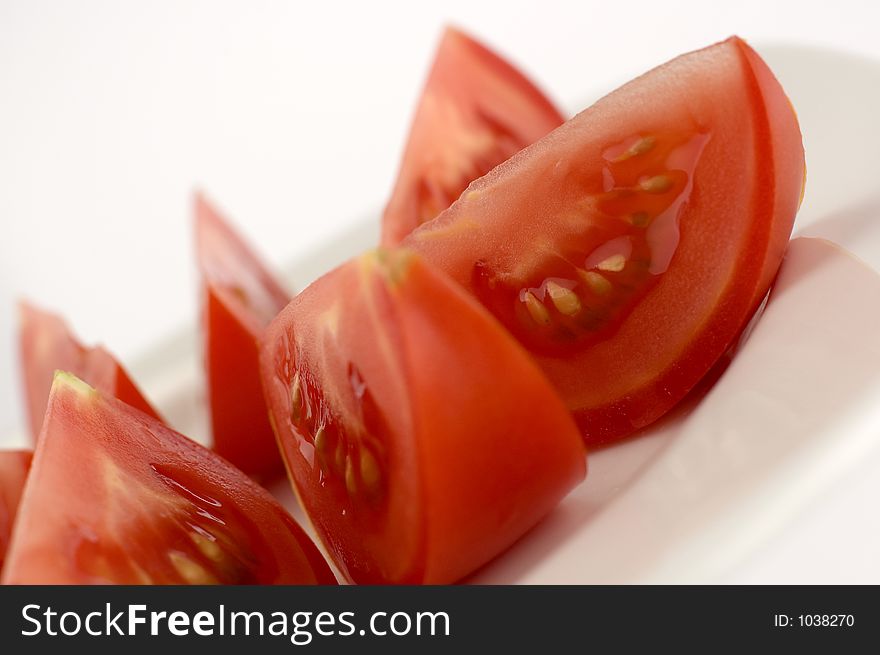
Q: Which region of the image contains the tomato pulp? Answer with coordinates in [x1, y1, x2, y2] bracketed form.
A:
[19, 302, 161, 440]
[2, 373, 335, 585]
[381, 26, 565, 245]
[195, 194, 290, 478]
[406, 37, 805, 445]
[260, 249, 585, 584]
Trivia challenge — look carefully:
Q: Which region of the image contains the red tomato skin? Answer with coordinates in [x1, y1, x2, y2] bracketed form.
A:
[195, 194, 290, 479]
[0, 450, 32, 572]
[406, 37, 805, 446]
[381, 26, 565, 246]
[2, 373, 335, 585]
[261, 250, 586, 584]
[19, 302, 161, 441]
[738, 40, 806, 295]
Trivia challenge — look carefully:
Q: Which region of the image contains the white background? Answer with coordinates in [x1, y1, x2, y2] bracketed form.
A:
[2, 1, 880, 583]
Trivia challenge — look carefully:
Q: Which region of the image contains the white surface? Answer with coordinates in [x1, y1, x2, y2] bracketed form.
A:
[3, 3, 880, 583]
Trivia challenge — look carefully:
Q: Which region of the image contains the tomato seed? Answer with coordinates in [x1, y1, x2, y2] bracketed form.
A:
[629, 211, 650, 227]
[359, 448, 382, 497]
[334, 440, 346, 477]
[597, 254, 627, 272]
[522, 291, 551, 326]
[314, 427, 327, 454]
[289, 372, 302, 423]
[190, 531, 223, 563]
[639, 174, 673, 194]
[545, 281, 582, 316]
[616, 135, 656, 161]
[579, 270, 613, 295]
[169, 552, 218, 585]
[344, 456, 357, 496]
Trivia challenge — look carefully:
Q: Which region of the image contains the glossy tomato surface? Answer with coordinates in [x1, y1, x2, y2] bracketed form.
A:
[195, 194, 290, 479]
[381, 26, 565, 246]
[260, 249, 585, 584]
[2, 373, 335, 585]
[406, 37, 804, 445]
[19, 302, 161, 441]
[0, 450, 31, 572]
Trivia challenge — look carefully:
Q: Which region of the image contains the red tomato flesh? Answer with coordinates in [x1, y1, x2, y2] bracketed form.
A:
[2, 373, 335, 585]
[381, 26, 565, 246]
[406, 37, 805, 445]
[19, 302, 162, 441]
[0, 450, 31, 572]
[195, 194, 290, 479]
[260, 249, 586, 584]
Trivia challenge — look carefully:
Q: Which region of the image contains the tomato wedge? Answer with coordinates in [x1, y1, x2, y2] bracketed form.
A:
[2, 373, 335, 584]
[19, 302, 161, 441]
[195, 194, 290, 478]
[0, 450, 31, 572]
[381, 26, 565, 246]
[406, 37, 805, 446]
[260, 248, 585, 584]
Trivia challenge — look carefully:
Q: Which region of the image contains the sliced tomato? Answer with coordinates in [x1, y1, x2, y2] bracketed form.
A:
[406, 37, 805, 446]
[0, 450, 31, 572]
[260, 249, 585, 584]
[19, 302, 162, 441]
[381, 26, 565, 246]
[195, 194, 290, 479]
[2, 373, 335, 585]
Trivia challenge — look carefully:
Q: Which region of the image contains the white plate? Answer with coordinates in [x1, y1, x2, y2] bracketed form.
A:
[5, 43, 880, 583]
